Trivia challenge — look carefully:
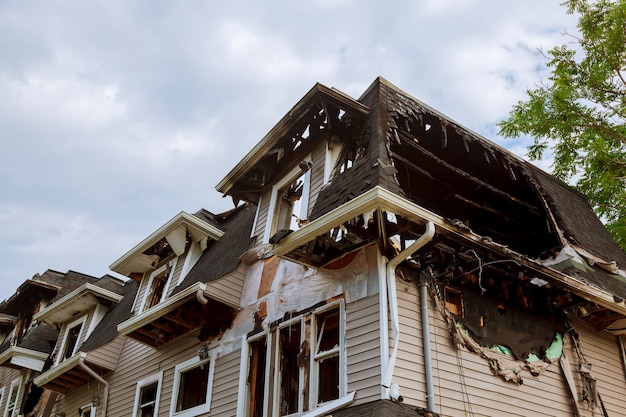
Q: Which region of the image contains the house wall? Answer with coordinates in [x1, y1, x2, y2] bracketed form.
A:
[392, 278, 626, 417]
[0, 367, 25, 416]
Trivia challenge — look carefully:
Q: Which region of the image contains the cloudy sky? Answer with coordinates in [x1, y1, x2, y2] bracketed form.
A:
[0, 1, 579, 297]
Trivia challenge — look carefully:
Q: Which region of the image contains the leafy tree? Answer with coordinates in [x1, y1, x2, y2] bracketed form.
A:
[499, 0, 626, 251]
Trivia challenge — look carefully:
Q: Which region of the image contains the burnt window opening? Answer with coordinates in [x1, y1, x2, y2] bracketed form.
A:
[143, 261, 175, 312]
[248, 301, 344, 417]
[57, 317, 85, 364]
[277, 174, 306, 232]
[443, 286, 464, 318]
[278, 322, 304, 416]
[248, 338, 267, 417]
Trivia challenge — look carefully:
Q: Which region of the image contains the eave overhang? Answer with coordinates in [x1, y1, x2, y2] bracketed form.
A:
[0, 346, 49, 372]
[0, 279, 61, 316]
[34, 284, 123, 325]
[109, 211, 225, 277]
[33, 352, 112, 394]
[216, 83, 370, 197]
[276, 186, 626, 318]
[117, 282, 237, 348]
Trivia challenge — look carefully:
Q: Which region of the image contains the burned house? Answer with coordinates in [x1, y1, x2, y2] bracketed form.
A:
[10, 77, 626, 417]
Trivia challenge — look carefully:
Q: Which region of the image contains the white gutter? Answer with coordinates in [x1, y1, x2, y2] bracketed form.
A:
[382, 222, 435, 400]
[79, 357, 109, 417]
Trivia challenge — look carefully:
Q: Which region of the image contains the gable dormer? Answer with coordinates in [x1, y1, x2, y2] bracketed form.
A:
[113, 208, 252, 348]
[216, 83, 369, 245]
[32, 281, 124, 394]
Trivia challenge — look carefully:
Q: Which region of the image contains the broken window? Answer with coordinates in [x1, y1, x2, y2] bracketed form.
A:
[313, 307, 340, 404]
[132, 373, 162, 417]
[57, 316, 86, 364]
[265, 162, 311, 243]
[443, 286, 464, 317]
[142, 261, 175, 312]
[4, 378, 20, 417]
[264, 301, 346, 416]
[170, 356, 214, 417]
[248, 337, 268, 417]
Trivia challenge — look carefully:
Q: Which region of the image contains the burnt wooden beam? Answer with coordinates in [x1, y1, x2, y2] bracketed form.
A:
[453, 194, 527, 227]
[397, 131, 542, 215]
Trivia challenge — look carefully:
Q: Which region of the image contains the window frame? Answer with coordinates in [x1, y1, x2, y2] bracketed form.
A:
[132, 372, 163, 417]
[3, 378, 21, 417]
[55, 315, 87, 365]
[263, 158, 311, 243]
[269, 299, 345, 417]
[139, 258, 177, 312]
[169, 353, 215, 417]
[78, 403, 96, 417]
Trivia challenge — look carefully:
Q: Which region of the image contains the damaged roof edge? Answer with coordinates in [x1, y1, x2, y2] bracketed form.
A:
[377, 77, 530, 166]
[275, 186, 626, 317]
[109, 211, 225, 275]
[215, 82, 370, 196]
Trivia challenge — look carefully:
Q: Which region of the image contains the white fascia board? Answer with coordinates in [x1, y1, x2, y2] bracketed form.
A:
[117, 282, 207, 337]
[216, 83, 369, 195]
[34, 284, 123, 325]
[0, 346, 49, 372]
[275, 186, 626, 317]
[33, 352, 86, 387]
[109, 211, 225, 275]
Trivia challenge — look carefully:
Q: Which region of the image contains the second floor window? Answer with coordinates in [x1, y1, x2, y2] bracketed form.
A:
[142, 261, 176, 312]
[57, 316, 86, 364]
[4, 379, 20, 417]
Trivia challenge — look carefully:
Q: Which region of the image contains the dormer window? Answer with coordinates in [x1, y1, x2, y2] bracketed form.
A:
[265, 160, 311, 243]
[141, 260, 176, 312]
[56, 316, 86, 364]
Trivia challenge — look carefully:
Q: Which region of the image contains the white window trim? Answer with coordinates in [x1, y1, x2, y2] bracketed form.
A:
[310, 300, 346, 408]
[132, 372, 163, 417]
[139, 258, 177, 312]
[3, 378, 21, 417]
[86, 304, 107, 338]
[271, 299, 346, 416]
[263, 157, 312, 243]
[78, 403, 97, 417]
[55, 315, 87, 365]
[178, 242, 202, 286]
[324, 141, 343, 184]
[0, 388, 5, 417]
[239, 331, 272, 417]
[169, 352, 215, 417]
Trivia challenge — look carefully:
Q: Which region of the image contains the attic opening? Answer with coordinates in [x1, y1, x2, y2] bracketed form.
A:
[387, 112, 561, 257]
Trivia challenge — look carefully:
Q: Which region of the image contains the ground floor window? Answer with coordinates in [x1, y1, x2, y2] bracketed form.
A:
[170, 354, 215, 417]
[132, 372, 162, 417]
[246, 300, 345, 417]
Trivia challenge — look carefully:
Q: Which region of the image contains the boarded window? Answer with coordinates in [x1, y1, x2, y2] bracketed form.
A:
[248, 338, 267, 417]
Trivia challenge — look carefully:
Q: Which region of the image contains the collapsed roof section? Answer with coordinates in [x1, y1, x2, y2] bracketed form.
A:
[218, 77, 626, 333]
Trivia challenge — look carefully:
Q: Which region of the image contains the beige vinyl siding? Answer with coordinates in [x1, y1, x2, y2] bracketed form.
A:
[51, 378, 102, 417]
[207, 350, 241, 416]
[107, 332, 240, 417]
[85, 335, 125, 369]
[205, 264, 246, 308]
[0, 367, 24, 416]
[346, 294, 381, 405]
[393, 278, 594, 417]
[166, 252, 186, 298]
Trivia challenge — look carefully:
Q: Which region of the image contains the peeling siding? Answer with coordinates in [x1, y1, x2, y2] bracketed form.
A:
[393, 279, 599, 417]
[346, 294, 381, 405]
[208, 350, 240, 416]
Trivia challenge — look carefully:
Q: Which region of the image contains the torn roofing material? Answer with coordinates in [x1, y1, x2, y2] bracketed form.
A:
[218, 76, 626, 307]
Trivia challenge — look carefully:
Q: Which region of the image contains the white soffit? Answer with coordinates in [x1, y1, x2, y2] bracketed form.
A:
[34, 283, 123, 325]
[109, 211, 224, 276]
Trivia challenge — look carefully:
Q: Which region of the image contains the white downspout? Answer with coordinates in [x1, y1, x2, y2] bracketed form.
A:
[420, 268, 436, 413]
[382, 221, 435, 399]
[79, 357, 109, 417]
